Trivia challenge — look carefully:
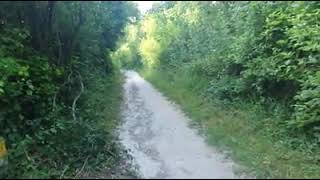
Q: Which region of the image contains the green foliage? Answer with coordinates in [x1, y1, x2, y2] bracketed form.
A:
[0, 1, 138, 178]
[141, 69, 320, 178]
[115, 1, 320, 137]
[241, 2, 320, 133]
[114, 1, 320, 177]
[111, 24, 142, 69]
[0, 28, 60, 138]
[293, 72, 320, 131]
[5, 72, 125, 178]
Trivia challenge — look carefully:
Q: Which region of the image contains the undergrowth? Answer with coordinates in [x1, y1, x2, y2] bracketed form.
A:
[2, 70, 130, 178]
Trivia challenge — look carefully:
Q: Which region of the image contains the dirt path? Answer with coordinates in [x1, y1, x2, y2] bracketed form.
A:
[119, 70, 240, 179]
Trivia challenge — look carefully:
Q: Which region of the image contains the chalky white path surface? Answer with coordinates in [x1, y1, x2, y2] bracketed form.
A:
[119, 70, 239, 179]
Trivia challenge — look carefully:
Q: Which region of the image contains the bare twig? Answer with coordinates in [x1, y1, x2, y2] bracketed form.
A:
[72, 72, 84, 121]
[59, 165, 69, 179]
[75, 156, 89, 178]
[52, 70, 73, 111]
[106, 149, 117, 158]
[65, 70, 73, 86]
[24, 150, 32, 161]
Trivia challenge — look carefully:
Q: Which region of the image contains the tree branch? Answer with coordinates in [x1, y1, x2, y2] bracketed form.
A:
[72, 72, 84, 121]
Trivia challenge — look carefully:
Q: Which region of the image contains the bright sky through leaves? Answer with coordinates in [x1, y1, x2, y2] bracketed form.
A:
[134, 1, 156, 14]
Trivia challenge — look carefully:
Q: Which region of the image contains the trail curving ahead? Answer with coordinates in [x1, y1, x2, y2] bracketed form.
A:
[119, 70, 240, 179]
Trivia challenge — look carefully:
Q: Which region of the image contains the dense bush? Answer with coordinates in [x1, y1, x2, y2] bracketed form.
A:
[254, 3, 320, 132]
[0, 1, 139, 178]
[113, 1, 320, 139]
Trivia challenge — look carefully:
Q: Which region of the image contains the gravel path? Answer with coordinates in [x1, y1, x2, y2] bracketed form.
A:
[119, 70, 239, 179]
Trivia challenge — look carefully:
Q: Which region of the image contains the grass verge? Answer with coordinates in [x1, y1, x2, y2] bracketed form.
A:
[139, 68, 320, 179]
[76, 69, 137, 178]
